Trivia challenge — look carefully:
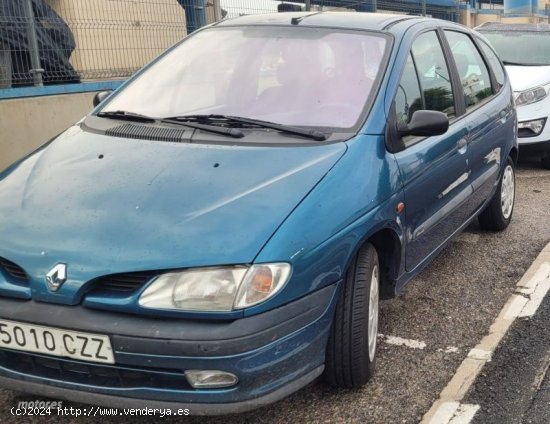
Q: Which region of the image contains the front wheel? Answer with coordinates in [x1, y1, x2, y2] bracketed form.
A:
[325, 243, 379, 388]
[542, 152, 550, 170]
[478, 157, 515, 231]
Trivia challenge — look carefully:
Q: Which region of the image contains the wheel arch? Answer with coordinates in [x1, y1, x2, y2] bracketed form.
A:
[509, 146, 518, 165]
[362, 227, 403, 300]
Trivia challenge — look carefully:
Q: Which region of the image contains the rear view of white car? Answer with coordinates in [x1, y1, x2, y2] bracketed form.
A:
[477, 23, 550, 169]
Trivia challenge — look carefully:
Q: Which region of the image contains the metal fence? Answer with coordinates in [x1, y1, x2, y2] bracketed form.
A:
[0, 0, 465, 89]
[0, 0, 187, 88]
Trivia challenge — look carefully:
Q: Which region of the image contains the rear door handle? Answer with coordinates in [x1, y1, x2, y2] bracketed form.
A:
[456, 138, 468, 150]
[499, 109, 507, 123]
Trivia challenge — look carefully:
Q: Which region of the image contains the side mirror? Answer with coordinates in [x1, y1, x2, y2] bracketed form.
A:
[398, 110, 449, 138]
[93, 90, 112, 107]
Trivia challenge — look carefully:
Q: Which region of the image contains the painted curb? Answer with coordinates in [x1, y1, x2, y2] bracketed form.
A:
[420, 241, 550, 424]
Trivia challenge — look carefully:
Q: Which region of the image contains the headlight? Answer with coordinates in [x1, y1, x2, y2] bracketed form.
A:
[138, 263, 291, 312]
[515, 84, 549, 107]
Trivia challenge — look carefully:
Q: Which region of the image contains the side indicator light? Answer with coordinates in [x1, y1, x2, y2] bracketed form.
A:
[396, 202, 405, 214]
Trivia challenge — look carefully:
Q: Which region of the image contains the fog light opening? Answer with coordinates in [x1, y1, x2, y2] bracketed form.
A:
[185, 370, 239, 389]
[518, 118, 547, 137]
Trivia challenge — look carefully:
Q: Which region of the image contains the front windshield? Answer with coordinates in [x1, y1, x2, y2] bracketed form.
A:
[101, 26, 389, 129]
[482, 31, 550, 66]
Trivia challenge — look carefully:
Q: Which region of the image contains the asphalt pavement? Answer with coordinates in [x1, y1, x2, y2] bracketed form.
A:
[0, 156, 548, 423]
[467, 291, 550, 424]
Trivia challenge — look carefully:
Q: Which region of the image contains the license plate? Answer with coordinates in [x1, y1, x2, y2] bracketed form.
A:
[0, 319, 114, 364]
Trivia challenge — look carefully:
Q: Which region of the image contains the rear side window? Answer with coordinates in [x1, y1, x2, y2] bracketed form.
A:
[478, 39, 505, 89]
[444, 31, 493, 110]
[410, 31, 455, 119]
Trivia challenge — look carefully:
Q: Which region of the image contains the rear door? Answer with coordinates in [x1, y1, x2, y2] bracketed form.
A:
[443, 30, 513, 217]
[391, 30, 472, 271]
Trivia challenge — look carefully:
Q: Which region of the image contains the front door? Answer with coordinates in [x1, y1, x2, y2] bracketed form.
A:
[392, 31, 472, 271]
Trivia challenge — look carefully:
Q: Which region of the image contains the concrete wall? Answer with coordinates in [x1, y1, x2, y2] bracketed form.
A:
[0, 92, 96, 170]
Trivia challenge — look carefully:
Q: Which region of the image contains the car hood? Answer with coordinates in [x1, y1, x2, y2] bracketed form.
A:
[505, 65, 550, 92]
[0, 126, 345, 299]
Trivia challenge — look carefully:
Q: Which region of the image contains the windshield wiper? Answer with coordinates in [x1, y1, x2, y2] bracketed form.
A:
[166, 114, 328, 142]
[96, 110, 244, 138]
[96, 110, 156, 122]
[502, 60, 550, 66]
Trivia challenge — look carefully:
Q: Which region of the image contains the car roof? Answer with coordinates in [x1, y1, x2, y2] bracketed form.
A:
[476, 22, 550, 32]
[215, 11, 433, 32]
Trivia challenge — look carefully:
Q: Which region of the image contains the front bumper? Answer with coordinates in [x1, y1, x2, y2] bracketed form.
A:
[0, 366, 325, 415]
[0, 283, 338, 415]
[518, 139, 550, 154]
[516, 101, 550, 149]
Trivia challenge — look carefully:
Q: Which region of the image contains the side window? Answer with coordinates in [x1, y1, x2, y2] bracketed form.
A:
[444, 31, 493, 110]
[410, 31, 455, 118]
[395, 54, 423, 127]
[478, 39, 505, 89]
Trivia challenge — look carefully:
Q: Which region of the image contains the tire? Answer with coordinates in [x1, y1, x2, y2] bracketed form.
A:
[478, 157, 515, 231]
[325, 243, 380, 388]
[542, 152, 550, 170]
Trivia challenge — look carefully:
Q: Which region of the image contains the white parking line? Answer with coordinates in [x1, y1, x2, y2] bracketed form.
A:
[429, 402, 481, 424]
[429, 401, 460, 424]
[467, 349, 492, 361]
[519, 263, 550, 318]
[378, 334, 427, 349]
[437, 346, 460, 354]
[503, 293, 529, 319]
[448, 404, 480, 424]
[421, 243, 550, 424]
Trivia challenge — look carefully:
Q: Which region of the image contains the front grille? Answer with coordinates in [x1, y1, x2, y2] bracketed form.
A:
[0, 257, 29, 283]
[0, 349, 190, 390]
[93, 271, 158, 293]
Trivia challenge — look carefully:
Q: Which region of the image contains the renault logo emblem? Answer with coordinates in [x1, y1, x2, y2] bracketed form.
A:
[46, 264, 67, 292]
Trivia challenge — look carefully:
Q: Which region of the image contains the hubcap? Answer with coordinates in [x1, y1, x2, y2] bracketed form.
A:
[368, 265, 379, 362]
[501, 165, 515, 220]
